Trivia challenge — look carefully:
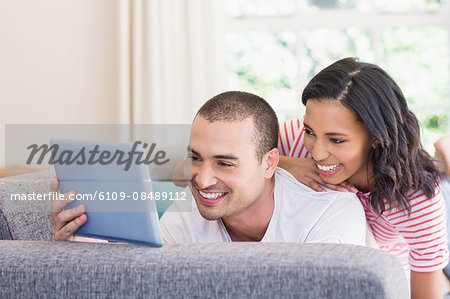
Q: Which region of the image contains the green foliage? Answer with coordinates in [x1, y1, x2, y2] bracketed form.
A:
[226, 1, 450, 151]
[423, 113, 448, 131]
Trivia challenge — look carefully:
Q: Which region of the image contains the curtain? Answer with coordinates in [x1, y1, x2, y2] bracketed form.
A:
[118, 0, 224, 124]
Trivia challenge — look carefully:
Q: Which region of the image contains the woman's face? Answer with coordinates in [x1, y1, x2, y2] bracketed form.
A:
[303, 99, 374, 191]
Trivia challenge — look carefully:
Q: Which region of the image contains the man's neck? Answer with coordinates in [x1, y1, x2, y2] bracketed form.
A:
[221, 178, 276, 242]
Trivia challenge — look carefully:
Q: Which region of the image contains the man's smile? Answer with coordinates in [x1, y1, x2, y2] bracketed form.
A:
[198, 190, 227, 199]
[197, 189, 228, 205]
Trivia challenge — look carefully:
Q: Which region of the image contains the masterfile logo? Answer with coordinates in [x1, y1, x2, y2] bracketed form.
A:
[26, 141, 170, 171]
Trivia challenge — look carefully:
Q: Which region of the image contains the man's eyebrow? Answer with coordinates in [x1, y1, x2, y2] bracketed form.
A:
[187, 145, 200, 156]
[303, 122, 348, 137]
[186, 146, 239, 161]
[213, 154, 239, 161]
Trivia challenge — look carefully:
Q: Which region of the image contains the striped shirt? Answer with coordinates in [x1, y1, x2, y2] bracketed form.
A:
[278, 117, 449, 272]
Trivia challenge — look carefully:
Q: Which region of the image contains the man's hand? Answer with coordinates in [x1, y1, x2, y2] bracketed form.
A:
[50, 177, 87, 241]
[278, 156, 358, 193]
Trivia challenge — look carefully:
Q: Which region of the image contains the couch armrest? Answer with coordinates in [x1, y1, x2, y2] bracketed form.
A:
[0, 175, 53, 241]
[0, 241, 408, 298]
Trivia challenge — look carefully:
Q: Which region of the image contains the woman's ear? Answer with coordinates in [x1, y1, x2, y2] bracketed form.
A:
[371, 138, 378, 149]
[263, 148, 279, 179]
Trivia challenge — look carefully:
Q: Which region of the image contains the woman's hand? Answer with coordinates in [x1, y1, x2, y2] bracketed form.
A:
[434, 136, 450, 175]
[278, 156, 358, 193]
[172, 158, 192, 187]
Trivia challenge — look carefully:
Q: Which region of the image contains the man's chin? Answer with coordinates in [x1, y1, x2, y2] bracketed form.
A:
[197, 207, 222, 221]
[199, 212, 221, 221]
[193, 197, 223, 220]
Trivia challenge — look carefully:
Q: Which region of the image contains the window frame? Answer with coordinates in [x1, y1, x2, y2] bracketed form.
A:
[220, 3, 450, 138]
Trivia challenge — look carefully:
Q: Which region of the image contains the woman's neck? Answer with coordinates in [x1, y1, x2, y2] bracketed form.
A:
[349, 160, 375, 193]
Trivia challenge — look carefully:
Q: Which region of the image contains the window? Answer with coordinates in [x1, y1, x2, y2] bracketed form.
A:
[223, 0, 450, 152]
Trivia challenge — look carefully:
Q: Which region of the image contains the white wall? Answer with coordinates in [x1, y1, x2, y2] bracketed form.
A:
[0, 0, 122, 168]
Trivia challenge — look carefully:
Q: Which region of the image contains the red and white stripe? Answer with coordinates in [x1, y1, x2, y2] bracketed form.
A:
[278, 117, 310, 158]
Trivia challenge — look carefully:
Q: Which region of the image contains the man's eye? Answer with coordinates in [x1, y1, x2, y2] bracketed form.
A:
[190, 155, 200, 162]
[218, 161, 232, 167]
[330, 138, 345, 144]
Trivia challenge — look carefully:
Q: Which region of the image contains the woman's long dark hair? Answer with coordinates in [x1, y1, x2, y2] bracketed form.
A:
[302, 57, 442, 215]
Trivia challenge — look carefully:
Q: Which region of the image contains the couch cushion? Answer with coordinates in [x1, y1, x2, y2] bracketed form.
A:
[0, 241, 408, 298]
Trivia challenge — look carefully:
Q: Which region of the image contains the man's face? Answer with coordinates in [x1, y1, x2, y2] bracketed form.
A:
[188, 116, 268, 220]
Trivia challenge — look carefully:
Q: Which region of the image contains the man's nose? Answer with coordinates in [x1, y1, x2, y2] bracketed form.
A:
[194, 164, 217, 189]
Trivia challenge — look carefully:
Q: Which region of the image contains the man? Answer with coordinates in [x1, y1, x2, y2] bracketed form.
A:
[52, 91, 366, 245]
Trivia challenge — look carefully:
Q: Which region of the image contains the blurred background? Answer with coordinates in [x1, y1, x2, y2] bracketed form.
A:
[1, 0, 449, 172]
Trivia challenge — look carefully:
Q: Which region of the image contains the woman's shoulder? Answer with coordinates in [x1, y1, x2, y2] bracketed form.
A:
[407, 183, 442, 203]
[384, 184, 444, 219]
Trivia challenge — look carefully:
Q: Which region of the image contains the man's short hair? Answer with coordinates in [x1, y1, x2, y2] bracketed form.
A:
[196, 91, 279, 161]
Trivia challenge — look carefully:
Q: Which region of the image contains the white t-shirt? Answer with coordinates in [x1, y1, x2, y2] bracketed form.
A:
[160, 168, 366, 245]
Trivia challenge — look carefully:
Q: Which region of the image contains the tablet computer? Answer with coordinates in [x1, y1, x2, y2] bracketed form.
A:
[50, 138, 163, 247]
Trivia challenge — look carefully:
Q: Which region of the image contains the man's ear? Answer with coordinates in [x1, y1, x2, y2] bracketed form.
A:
[263, 148, 279, 179]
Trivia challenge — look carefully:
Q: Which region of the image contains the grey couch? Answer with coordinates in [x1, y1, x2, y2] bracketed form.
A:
[0, 173, 409, 298]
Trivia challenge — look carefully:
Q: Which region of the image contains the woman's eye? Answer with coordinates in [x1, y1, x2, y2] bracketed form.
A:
[330, 138, 345, 144]
[303, 128, 314, 135]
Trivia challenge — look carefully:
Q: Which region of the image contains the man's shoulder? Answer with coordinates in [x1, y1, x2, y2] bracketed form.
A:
[270, 168, 365, 245]
[275, 167, 361, 201]
[274, 167, 364, 217]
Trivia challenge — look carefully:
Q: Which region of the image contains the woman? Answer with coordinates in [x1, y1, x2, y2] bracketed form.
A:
[278, 57, 447, 298]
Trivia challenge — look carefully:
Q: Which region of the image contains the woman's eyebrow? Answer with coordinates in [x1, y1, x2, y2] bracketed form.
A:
[325, 132, 348, 137]
[303, 122, 348, 136]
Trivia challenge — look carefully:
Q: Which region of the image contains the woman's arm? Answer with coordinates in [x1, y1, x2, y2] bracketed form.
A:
[410, 270, 443, 299]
